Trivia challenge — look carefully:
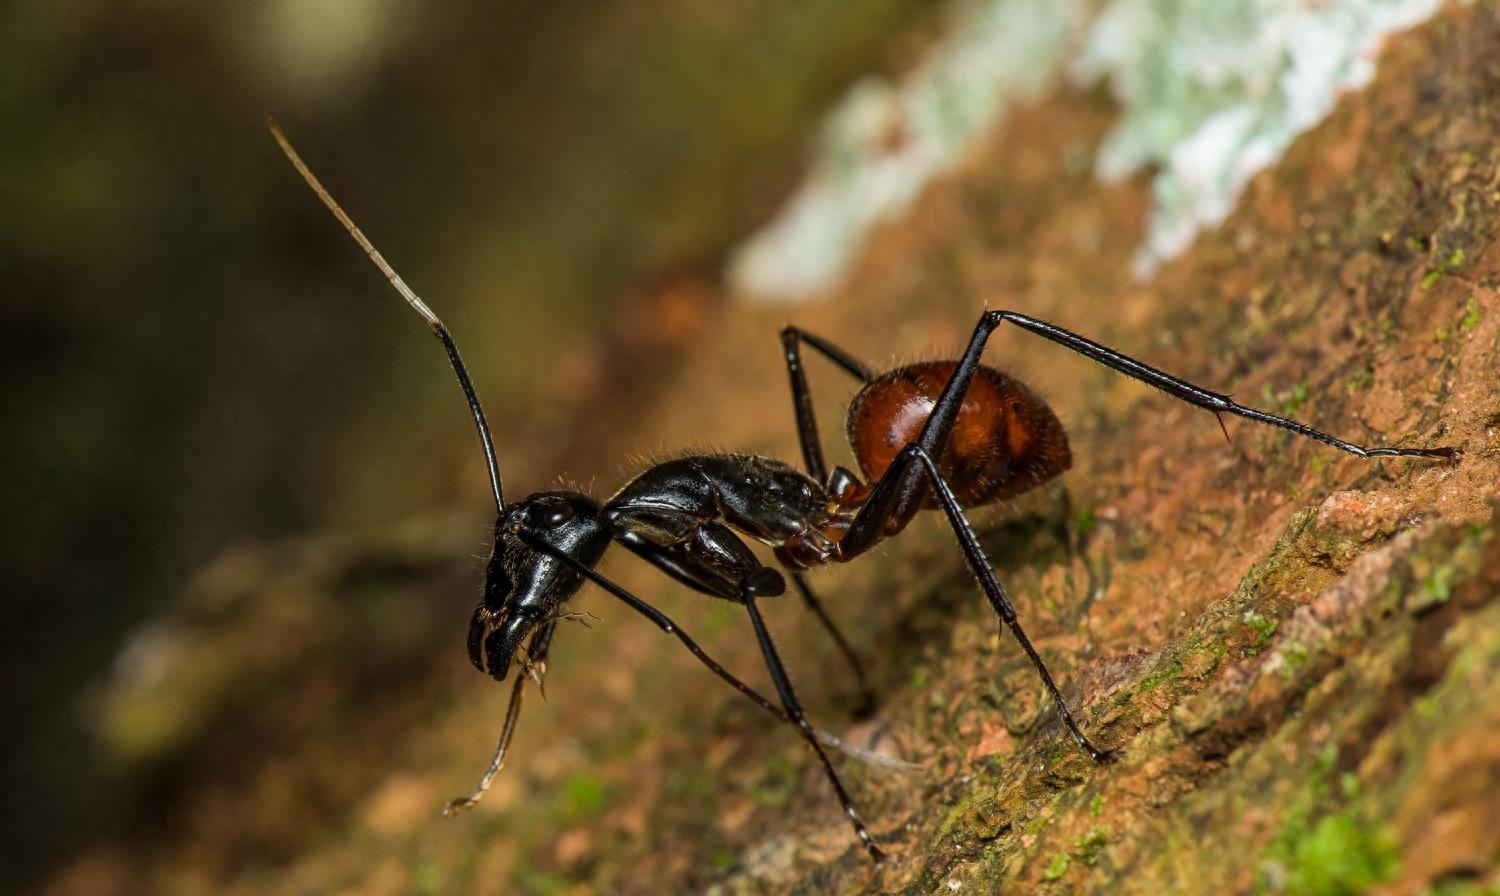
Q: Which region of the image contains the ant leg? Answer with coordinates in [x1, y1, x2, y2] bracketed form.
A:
[986, 311, 1458, 460]
[778, 329, 882, 708]
[838, 309, 1457, 560]
[444, 621, 558, 814]
[624, 530, 877, 721]
[744, 588, 887, 862]
[522, 532, 885, 859]
[788, 571, 876, 717]
[834, 314, 1014, 557]
[780, 326, 875, 484]
[617, 530, 749, 599]
[517, 531, 897, 770]
[899, 444, 1116, 763]
[616, 521, 787, 599]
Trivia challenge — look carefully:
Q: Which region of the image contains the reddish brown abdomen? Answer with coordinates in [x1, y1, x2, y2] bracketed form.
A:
[846, 362, 1071, 508]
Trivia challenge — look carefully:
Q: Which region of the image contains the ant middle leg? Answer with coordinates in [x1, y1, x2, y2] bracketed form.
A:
[598, 530, 882, 846]
[528, 530, 896, 770]
[624, 529, 876, 716]
[521, 533, 890, 859]
[780, 326, 875, 484]
[778, 328, 882, 710]
[744, 586, 887, 862]
[788, 570, 876, 718]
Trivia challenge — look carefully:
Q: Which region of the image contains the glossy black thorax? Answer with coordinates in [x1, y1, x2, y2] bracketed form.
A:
[605, 454, 830, 547]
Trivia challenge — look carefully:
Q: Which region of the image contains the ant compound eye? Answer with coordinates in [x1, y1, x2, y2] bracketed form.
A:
[528, 500, 575, 530]
[543, 502, 574, 528]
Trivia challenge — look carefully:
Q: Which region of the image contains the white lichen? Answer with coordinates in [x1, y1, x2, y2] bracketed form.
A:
[1075, 0, 1444, 275]
[730, 0, 1446, 301]
[729, 0, 1086, 301]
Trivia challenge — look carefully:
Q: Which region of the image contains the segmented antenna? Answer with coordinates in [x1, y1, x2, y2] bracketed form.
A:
[268, 118, 506, 513]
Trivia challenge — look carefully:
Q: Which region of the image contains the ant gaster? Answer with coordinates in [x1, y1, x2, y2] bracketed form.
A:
[271, 120, 1458, 863]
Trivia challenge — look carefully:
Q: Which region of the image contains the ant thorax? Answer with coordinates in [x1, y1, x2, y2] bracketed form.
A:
[607, 454, 829, 548]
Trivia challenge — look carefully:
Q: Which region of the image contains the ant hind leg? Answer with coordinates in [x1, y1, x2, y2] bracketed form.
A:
[858, 443, 1119, 764]
[987, 311, 1458, 461]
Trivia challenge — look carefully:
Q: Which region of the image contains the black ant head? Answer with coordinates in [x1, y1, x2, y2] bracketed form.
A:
[467, 491, 608, 681]
[267, 124, 612, 683]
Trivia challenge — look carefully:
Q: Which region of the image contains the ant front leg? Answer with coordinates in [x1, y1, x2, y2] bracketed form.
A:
[444, 620, 559, 815]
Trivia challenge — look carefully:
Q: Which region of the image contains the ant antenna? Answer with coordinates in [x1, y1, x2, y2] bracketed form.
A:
[268, 118, 506, 513]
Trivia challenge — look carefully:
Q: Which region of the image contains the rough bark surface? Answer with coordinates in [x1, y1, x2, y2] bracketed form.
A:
[48, 6, 1500, 895]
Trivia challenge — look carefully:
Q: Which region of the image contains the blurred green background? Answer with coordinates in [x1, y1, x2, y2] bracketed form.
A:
[0, 1, 941, 887]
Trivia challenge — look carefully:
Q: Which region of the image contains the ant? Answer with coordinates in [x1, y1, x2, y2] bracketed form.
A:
[270, 120, 1458, 863]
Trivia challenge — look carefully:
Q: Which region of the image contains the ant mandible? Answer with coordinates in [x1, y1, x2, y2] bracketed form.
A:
[270, 120, 1458, 863]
